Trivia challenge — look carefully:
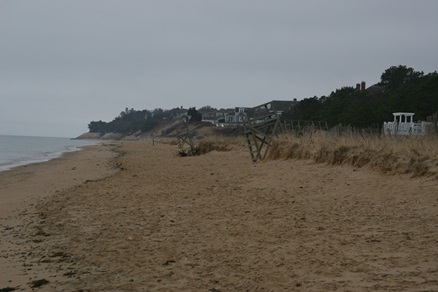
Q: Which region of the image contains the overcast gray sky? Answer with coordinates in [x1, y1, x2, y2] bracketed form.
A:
[1, 0, 437, 137]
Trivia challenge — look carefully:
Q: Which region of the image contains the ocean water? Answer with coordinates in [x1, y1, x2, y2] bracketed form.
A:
[0, 135, 98, 172]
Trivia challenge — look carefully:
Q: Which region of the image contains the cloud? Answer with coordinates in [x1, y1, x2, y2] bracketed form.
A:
[1, 0, 437, 136]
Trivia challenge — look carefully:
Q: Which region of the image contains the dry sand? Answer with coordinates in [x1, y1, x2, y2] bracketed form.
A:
[0, 140, 437, 291]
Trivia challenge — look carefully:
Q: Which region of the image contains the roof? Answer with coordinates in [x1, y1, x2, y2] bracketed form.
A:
[254, 100, 299, 112]
[393, 112, 414, 116]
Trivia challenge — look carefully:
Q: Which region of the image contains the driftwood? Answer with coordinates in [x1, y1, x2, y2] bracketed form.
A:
[176, 127, 198, 156]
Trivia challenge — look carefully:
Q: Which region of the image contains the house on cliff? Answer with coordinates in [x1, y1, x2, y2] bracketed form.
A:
[246, 99, 299, 120]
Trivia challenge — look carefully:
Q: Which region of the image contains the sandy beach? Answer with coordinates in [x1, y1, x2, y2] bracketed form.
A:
[1, 140, 437, 291]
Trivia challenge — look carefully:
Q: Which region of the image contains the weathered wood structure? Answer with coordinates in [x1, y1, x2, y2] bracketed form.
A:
[176, 127, 197, 156]
[244, 112, 282, 162]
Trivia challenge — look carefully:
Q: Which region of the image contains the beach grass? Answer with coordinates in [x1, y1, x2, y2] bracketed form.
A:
[265, 131, 438, 178]
[166, 128, 438, 178]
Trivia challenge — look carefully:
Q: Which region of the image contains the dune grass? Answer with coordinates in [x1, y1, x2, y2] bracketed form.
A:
[196, 136, 244, 154]
[265, 132, 438, 178]
[169, 128, 438, 179]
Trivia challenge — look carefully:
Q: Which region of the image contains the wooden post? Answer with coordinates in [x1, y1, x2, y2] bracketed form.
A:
[433, 112, 438, 134]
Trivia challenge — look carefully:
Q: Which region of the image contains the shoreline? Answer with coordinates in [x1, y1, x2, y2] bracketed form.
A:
[0, 136, 100, 173]
[0, 142, 120, 289]
[1, 140, 437, 291]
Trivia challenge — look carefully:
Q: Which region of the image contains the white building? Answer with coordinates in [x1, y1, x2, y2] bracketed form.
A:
[383, 112, 432, 136]
[224, 107, 247, 123]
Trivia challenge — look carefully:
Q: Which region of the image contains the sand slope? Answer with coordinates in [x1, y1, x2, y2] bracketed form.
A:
[1, 141, 437, 291]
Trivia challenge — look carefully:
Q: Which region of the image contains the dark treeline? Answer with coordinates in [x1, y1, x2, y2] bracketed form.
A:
[88, 107, 205, 135]
[282, 65, 438, 128]
[88, 65, 438, 134]
[88, 109, 157, 134]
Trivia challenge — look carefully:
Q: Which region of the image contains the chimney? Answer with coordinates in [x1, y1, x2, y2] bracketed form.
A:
[360, 81, 366, 91]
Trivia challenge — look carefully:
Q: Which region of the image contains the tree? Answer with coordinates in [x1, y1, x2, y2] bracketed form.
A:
[152, 108, 165, 120]
[141, 119, 158, 132]
[198, 105, 217, 113]
[88, 120, 107, 133]
[285, 96, 322, 121]
[379, 65, 423, 89]
[187, 107, 202, 122]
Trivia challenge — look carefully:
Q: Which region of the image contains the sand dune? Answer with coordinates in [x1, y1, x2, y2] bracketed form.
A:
[1, 140, 437, 291]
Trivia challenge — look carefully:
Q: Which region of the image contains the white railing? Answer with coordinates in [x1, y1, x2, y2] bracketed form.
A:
[383, 121, 431, 136]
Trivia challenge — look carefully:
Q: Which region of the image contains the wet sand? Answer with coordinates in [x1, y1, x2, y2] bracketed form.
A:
[0, 143, 119, 289]
[1, 140, 437, 291]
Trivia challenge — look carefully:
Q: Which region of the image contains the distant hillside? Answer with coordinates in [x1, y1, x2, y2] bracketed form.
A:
[80, 112, 242, 140]
[83, 65, 438, 139]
